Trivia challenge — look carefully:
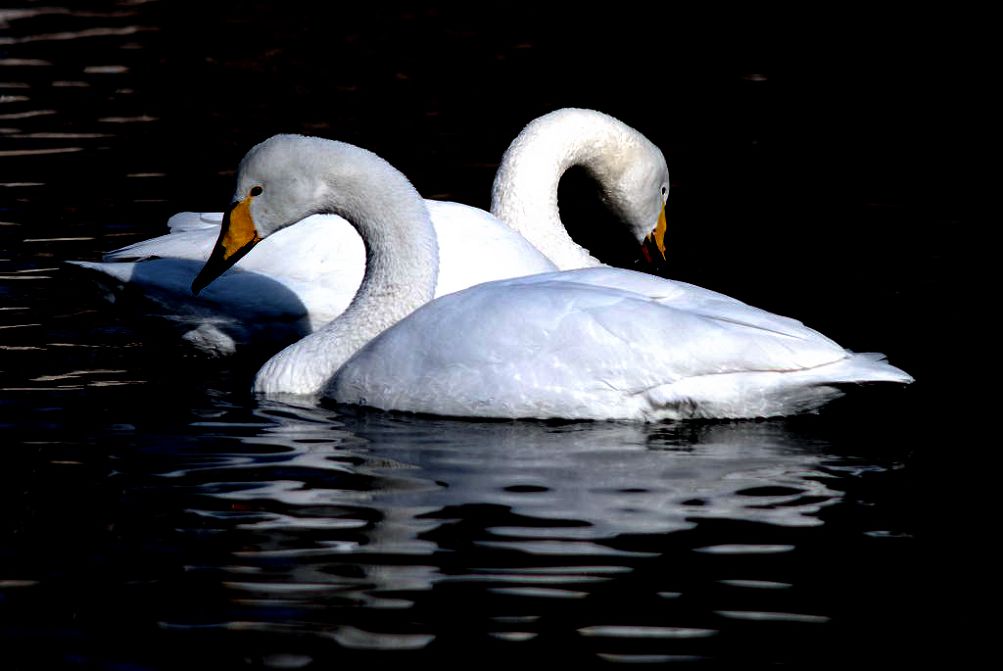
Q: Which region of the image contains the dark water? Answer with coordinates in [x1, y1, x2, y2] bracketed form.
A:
[0, 3, 981, 668]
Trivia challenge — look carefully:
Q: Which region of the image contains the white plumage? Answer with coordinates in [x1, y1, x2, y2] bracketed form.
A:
[192, 134, 911, 420]
[330, 268, 911, 420]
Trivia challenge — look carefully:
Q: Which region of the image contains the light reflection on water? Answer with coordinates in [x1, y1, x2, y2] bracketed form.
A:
[182, 404, 844, 539]
[76, 402, 859, 657]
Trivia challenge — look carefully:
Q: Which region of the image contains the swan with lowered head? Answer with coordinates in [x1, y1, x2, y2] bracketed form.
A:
[491, 107, 669, 269]
[194, 134, 912, 420]
[69, 108, 669, 356]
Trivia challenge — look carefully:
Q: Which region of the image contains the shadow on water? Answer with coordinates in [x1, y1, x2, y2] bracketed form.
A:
[66, 257, 317, 356]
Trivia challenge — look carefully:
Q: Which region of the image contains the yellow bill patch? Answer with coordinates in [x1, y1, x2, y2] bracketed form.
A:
[220, 197, 261, 260]
[191, 196, 263, 295]
[645, 205, 668, 259]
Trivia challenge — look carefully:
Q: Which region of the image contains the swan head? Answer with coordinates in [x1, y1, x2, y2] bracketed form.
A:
[593, 134, 670, 266]
[191, 135, 392, 295]
[493, 108, 672, 268]
[191, 135, 339, 294]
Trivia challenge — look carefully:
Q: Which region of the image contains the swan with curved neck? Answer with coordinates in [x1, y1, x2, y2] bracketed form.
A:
[194, 135, 912, 418]
[491, 108, 669, 269]
[192, 135, 439, 394]
[70, 109, 669, 356]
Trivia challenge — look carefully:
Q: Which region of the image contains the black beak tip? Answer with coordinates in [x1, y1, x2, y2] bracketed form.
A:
[191, 271, 209, 296]
[637, 236, 670, 275]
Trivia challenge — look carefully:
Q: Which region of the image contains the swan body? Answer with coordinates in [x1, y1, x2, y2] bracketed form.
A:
[329, 267, 910, 420]
[195, 134, 912, 420]
[70, 108, 668, 355]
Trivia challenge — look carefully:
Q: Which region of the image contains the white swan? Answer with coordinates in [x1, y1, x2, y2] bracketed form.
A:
[69, 108, 669, 356]
[195, 134, 912, 420]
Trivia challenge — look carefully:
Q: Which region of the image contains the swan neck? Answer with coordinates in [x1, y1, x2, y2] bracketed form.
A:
[490, 109, 634, 270]
[255, 147, 437, 397]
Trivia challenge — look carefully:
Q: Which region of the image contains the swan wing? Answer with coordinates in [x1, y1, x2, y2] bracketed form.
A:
[499, 267, 839, 346]
[103, 212, 222, 262]
[329, 269, 910, 420]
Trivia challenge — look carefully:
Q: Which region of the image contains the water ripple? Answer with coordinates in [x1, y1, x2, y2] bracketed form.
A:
[0, 25, 155, 46]
[579, 625, 718, 639]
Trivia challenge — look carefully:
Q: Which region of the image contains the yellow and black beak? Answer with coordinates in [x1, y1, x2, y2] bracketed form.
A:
[191, 197, 262, 295]
[639, 205, 668, 266]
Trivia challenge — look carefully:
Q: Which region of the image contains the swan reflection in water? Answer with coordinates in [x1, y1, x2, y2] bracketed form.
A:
[148, 402, 859, 651]
[198, 404, 842, 539]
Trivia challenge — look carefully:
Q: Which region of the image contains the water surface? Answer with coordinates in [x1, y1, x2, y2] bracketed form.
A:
[1, 3, 976, 668]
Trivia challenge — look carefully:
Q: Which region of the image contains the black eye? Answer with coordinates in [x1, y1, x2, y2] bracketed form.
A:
[249, 185, 263, 197]
[660, 186, 668, 197]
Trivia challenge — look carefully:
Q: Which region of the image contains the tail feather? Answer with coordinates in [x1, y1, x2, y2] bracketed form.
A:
[825, 352, 914, 385]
